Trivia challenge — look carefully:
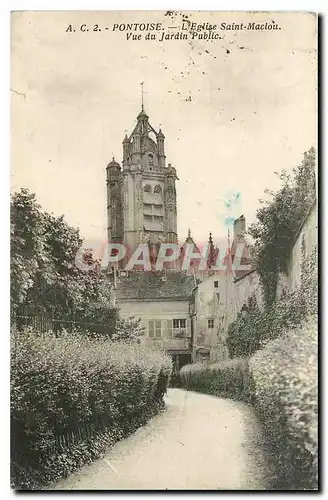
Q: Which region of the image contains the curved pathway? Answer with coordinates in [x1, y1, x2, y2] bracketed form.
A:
[53, 389, 273, 490]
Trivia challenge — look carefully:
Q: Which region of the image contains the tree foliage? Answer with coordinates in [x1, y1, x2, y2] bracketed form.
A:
[11, 189, 122, 336]
[226, 296, 263, 358]
[112, 316, 145, 343]
[227, 246, 317, 359]
[248, 147, 316, 306]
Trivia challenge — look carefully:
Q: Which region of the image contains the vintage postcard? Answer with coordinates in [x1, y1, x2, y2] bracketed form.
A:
[10, 11, 318, 491]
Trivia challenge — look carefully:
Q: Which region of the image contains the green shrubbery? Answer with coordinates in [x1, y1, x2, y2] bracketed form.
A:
[180, 358, 250, 402]
[179, 150, 318, 489]
[179, 316, 318, 490]
[11, 329, 172, 490]
[227, 247, 317, 359]
[249, 147, 316, 306]
[249, 315, 318, 490]
[11, 189, 119, 337]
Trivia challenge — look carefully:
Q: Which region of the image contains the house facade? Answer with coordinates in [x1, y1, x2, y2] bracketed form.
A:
[114, 270, 196, 372]
[192, 215, 259, 362]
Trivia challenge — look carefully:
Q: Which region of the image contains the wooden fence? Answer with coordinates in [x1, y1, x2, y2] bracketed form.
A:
[11, 305, 117, 336]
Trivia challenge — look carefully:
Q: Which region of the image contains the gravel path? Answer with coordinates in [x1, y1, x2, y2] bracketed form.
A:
[53, 388, 273, 490]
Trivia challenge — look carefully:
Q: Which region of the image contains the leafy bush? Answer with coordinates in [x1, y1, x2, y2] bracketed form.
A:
[11, 189, 117, 336]
[180, 317, 318, 490]
[227, 247, 317, 358]
[249, 147, 316, 306]
[180, 358, 250, 402]
[11, 329, 172, 490]
[227, 295, 263, 358]
[112, 316, 145, 343]
[249, 315, 318, 490]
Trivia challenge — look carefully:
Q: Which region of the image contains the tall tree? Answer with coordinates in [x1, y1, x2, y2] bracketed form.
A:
[11, 189, 116, 329]
[248, 147, 316, 306]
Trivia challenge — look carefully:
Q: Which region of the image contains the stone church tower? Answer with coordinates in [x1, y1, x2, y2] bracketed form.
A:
[106, 105, 178, 266]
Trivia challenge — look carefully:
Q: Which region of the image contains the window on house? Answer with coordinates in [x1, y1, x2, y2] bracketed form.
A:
[208, 319, 214, 329]
[173, 319, 186, 329]
[214, 281, 219, 288]
[172, 319, 187, 339]
[149, 320, 162, 338]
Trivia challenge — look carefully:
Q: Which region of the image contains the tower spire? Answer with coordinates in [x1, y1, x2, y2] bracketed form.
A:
[207, 231, 216, 269]
[140, 82, 144, 111]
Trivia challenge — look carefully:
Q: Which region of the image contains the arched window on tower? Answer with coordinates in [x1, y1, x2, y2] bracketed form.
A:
[148, 153, 154, 166]
[144, 184, 152, 193]
[154, 184, 163, 204]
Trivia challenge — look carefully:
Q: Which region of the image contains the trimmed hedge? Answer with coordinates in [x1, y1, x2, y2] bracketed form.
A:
[11, 329, 172, 490]
[249, 315, 318, 490]
[179, 316, 318, 490]
[180, 358, 250, 402]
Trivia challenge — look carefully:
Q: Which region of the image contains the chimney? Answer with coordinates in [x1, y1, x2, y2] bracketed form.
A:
[233, 215, 246, 242]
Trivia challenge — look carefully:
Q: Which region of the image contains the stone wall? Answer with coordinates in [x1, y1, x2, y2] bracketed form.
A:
[197, 201, 318, 361]
[283, 201, 317, 291]
[194, 270, 263, 362]
[193, 274, 223, 362]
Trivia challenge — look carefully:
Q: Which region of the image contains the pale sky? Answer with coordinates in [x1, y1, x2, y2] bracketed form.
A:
[11, 11, 317, 247]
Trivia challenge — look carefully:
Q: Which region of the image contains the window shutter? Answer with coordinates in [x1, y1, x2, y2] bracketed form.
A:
[166, 319, 173, 338]
[155, 320, 162, 338]
[149, 320, 155, 338]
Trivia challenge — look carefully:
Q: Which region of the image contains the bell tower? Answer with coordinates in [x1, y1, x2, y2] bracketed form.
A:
[106, 99, 178, 267]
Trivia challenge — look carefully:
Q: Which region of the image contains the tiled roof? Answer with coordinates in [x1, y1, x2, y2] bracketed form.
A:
[230, 240, 255, 279]
[115, 270, 196, 301]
